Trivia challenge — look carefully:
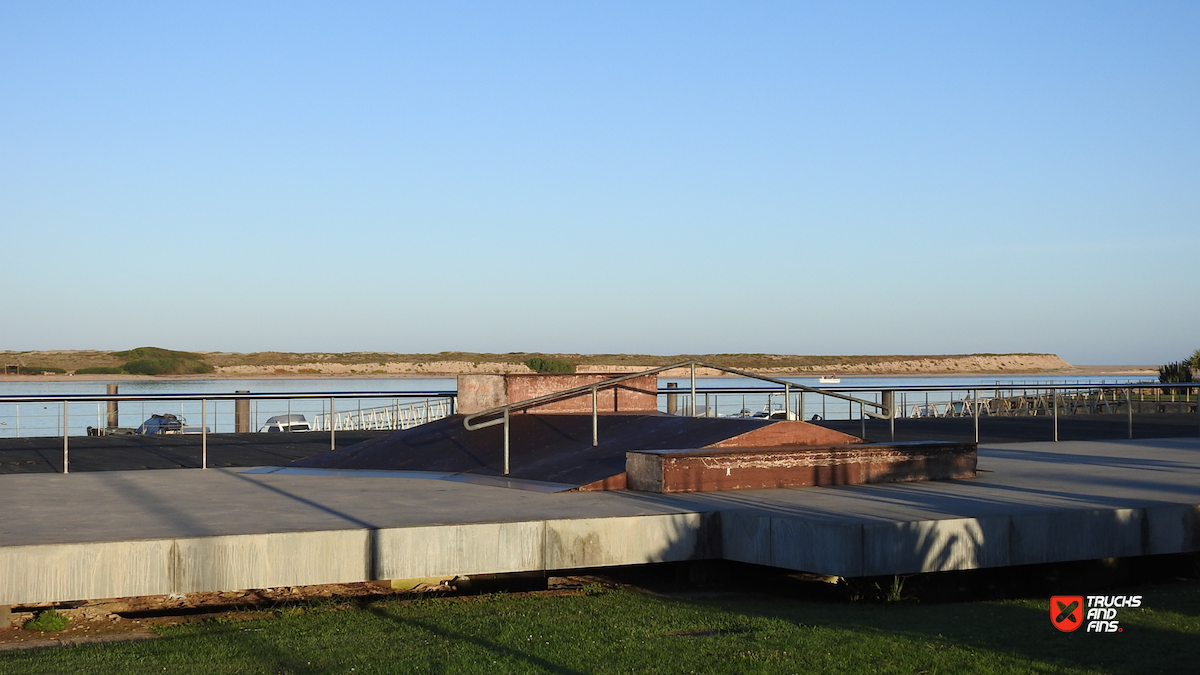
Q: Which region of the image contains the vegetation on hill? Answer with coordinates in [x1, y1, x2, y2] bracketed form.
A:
[122, 357, 214, 375]
[524, 357, 576, 373]
[0, 348, 1073, 376]
[197, 350, 1065, 370]
[15, 365, 66, 375]
[1, 347, 214, 376]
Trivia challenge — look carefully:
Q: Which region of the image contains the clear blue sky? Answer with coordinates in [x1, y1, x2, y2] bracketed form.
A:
[2, 2, 1196, 364]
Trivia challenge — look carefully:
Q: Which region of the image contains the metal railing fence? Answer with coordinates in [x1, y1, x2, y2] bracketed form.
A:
[0, 390, 455, 473]
[655, 382, 1199, 444]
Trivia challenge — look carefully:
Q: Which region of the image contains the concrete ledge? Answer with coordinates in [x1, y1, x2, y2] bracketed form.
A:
[0, 513, 720, 605]
[626, 441, 977, 493]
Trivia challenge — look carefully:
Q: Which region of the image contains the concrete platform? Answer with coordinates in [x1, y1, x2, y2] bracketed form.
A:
[1, 437, 1198, 605]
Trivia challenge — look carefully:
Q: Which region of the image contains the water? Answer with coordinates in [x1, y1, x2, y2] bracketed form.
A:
[0, 374, 1155, 438]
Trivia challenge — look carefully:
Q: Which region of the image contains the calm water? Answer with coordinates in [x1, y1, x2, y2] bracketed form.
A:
[0, 374, 1155, 438]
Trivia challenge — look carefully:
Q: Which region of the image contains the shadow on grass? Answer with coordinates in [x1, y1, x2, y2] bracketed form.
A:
[673, 579, 1200, 675]
[362, 605, 585, 674]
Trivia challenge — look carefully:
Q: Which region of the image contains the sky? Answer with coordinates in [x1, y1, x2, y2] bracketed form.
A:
[1, 1, 1196, 365]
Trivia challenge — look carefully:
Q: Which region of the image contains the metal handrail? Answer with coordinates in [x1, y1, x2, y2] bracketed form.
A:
[654, 382, 1198, 444]
[0, 390, 456, 475]
[461, 360, 889, 475]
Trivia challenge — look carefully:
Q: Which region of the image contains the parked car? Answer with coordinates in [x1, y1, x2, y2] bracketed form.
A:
[259, 414, 311, 433]
[136, 413, 184, 435]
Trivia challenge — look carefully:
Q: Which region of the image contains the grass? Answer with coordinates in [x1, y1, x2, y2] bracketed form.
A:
[121, 357, 213, 375]
[2, 582, 1198, 674]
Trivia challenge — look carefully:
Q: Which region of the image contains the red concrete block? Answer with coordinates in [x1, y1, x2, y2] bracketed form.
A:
[626, 441, 977, 493]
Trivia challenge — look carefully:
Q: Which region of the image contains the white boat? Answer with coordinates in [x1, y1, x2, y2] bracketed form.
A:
[259, 414, 311, 433]
[818, 375, 841, 384]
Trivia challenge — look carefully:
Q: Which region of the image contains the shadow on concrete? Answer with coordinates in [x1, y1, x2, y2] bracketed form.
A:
[0, 431, 392, 474]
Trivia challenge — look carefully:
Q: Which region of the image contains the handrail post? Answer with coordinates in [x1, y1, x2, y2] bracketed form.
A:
[591, 384, 598, 447]
[883, 390, 895, 441]
[784, 383, 791, 420]
[973, 389, 979, 443]
[1127, 387, 1133, 439]
[859, 401, 865, 439]
[690, 363, 696, 417]
[330, 397, 336, 451]
[62, 402, 69, 474]
[1052, 387, 1059, 442]
[503, 408, 510, 475]
[201, 398, 208, 469]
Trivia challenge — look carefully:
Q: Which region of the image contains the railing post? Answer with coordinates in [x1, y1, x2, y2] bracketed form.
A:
[690, 363, 696, 417]
[503, 408, 510, 475]
[591, 385, 598, 447]
[784, 383, 791, 420]
[859, 402, 865, 439]
[201, 398, 208, 469]
[799, 391, 805, 421]
[973, 389, 979, 444]
[330, 397, 336, 451]
[1052, 387, 1059, 442]
[882, 390, 894, 441]
[1127, 387, 1133, 439]
[62, 402, 69, 474]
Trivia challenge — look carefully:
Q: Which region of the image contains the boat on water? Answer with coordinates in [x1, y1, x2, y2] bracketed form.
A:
[818, 375, 841, 384]
[259, 414, 312, 433]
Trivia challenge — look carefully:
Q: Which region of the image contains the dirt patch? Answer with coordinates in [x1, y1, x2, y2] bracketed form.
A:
[0, 577, 605, 650]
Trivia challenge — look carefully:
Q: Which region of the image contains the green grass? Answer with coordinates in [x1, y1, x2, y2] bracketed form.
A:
[3, 582, 1198, 674]
[121, 358, 213, 375]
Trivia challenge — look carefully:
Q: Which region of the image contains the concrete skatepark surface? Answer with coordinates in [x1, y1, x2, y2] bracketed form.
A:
[2, 436, 1199, 605]
[1, 414, 1195, 475]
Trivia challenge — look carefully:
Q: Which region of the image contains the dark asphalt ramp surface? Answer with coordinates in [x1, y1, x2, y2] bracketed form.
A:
[290, 413, 776, 485]
[0, 431, 392, 474]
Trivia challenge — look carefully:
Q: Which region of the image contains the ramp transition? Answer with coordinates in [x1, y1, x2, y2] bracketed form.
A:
[288, 413, 861, 489]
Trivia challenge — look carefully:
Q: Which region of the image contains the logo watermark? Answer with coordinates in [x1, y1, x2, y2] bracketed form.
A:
[1051, 595, 1141, 633]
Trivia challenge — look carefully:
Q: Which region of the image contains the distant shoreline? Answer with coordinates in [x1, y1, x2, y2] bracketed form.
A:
[0, 365, 1157, 383]
[0, 349, 1158, 381]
